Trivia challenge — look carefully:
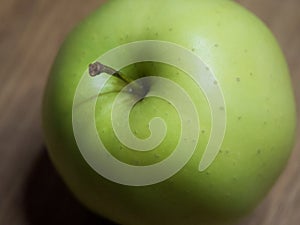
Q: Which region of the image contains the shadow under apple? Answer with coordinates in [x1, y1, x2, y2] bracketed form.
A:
[22, 146, 118, 225]
[22, 146, 271, 225]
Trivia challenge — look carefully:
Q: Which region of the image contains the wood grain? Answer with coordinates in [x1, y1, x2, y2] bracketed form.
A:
[0, 0, 299, 225]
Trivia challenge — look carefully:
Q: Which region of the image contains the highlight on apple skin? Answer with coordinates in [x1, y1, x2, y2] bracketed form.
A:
[42, 0, 296, 225]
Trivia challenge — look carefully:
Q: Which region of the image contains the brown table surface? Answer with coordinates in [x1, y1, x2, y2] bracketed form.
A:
[0, 0, 299, 224]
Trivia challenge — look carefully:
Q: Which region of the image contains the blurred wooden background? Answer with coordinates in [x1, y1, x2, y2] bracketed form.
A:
[0, 0, 299, 224]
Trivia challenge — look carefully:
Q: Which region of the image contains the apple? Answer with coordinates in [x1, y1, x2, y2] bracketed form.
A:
[42, 0, 296, 225]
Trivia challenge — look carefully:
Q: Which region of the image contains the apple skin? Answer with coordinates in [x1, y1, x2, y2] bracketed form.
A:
[42, 0, 296, 225]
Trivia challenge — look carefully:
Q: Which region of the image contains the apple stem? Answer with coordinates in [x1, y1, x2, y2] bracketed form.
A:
[88, 61, 147, 97]
[89, 62, 130, 84]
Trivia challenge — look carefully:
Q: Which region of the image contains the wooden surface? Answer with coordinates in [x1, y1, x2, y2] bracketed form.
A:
[0, 0, 299, 224]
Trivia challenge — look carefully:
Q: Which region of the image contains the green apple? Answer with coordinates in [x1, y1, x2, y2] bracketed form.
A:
[42, 0, 296, 225]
